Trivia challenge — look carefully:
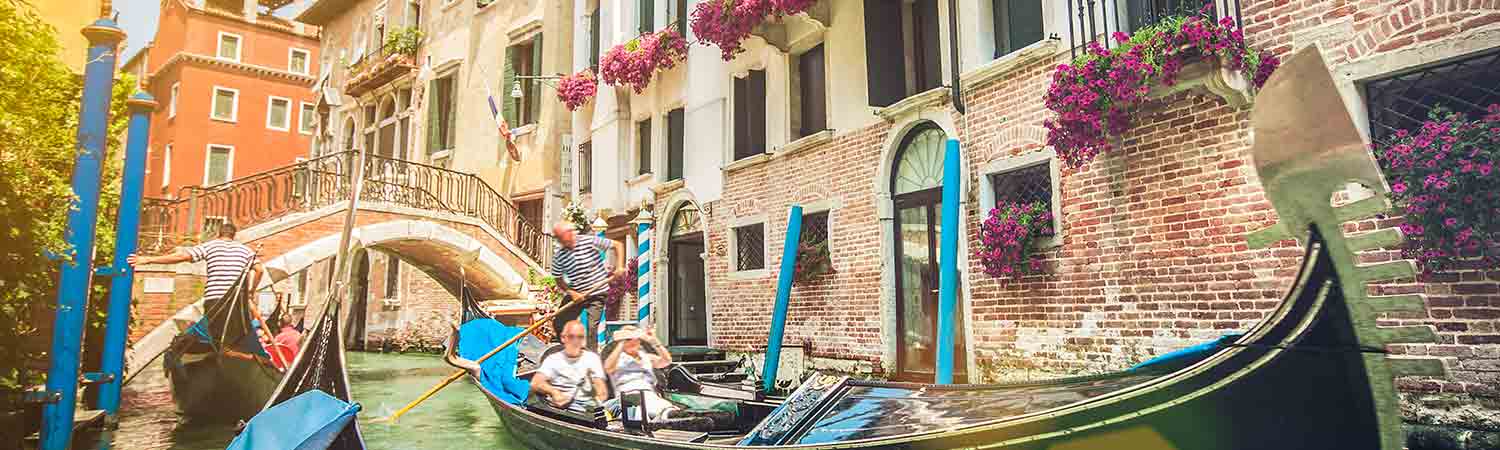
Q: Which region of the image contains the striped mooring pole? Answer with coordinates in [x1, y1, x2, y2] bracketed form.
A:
[636, 221, 652, 324]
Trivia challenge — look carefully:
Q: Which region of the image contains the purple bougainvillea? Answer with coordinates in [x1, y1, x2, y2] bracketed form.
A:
[1044, 4, 1279, 168]
[1375, 104, 1500, 272]
[690, 0, 818, 61]
[556, 69, 597, 111]
[975, 201, 1054, 280]
[600, 28, 689, 93]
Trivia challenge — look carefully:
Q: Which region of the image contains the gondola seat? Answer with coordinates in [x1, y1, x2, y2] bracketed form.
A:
[620, 390, 712, 442]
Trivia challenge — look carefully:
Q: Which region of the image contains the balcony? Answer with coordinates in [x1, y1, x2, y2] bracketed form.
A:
[345, 45, 417, 98]
[1066, 0, 1243, 58]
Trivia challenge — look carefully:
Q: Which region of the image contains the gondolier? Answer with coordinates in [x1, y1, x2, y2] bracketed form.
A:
[129, 222, 270, 340]
[549, 221, 625, 351]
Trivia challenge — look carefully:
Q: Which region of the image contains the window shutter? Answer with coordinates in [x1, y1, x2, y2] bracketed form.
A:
[749, 70, 767, 155]
[733, 76, 750, 160]
[502, 47, 518, 127]
[638, 119, 652, 175]
[668, 108, 684, 181]
[799, 45, 828, 136]
[915, 0, 942, 92]
[639, 0, 656, 33]
[863, 0, 906, 107]
[589, 12, 601, 70]
[426, 79, 441, 154]
[531, 36, 544, 125]
[673, 0, 687, 36]
[1006, 0, 1044, 55]
[445, 78, 458, 150]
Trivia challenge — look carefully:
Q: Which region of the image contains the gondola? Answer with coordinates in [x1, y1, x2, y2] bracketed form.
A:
[445, 48, 1444, 449]
[162, 264, 282, 424]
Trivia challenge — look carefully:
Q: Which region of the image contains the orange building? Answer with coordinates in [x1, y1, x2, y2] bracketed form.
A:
[124, 0, 319, 197]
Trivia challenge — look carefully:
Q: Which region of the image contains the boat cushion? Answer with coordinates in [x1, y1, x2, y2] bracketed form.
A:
[459, 319, 533, 405]
[224, 390, 360, 450]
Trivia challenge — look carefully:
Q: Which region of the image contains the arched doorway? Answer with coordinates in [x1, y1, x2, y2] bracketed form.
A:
[890, 123, 966, 382]
[667, 203, 708, 346]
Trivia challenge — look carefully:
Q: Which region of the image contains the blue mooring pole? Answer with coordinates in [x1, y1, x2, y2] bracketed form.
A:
[96, 93, 157, 419]
[935, 139, 962, 384]
[635, 222, 652, 323]
[40, 19, 125, 450]
[762, 206, 803, 394]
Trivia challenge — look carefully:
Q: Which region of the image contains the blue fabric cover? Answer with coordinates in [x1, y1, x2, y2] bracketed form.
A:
[225, 390, 360, 450]
[1130, 333, 1244, 372]
[458, 319, 532, 405]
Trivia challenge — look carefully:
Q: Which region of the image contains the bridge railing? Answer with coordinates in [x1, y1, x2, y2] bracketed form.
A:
[140, 151, 546, 264]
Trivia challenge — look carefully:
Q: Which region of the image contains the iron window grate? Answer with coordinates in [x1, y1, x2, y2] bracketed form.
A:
[801, 212, 829, 247]
[1365, 50, 1500, 144]
[735, 224, 765, 271]
[989, 162, 1054, 236]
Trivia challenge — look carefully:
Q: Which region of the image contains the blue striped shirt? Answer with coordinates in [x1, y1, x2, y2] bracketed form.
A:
[551, 235, 612, 296]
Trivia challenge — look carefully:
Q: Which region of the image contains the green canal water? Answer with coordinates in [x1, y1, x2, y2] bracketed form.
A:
[91, 352, 523, 450]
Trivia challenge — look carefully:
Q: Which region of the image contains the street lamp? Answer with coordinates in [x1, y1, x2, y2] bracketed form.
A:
[511, 74, 565, 99]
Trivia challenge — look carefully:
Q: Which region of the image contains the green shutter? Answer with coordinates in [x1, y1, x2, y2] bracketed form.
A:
[426, 78, 440, 154]
[502, 46, 518, 127]
[530, 35, 543, 124]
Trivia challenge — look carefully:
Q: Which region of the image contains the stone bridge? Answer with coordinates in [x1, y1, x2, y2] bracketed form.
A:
[125, 152, 548, 374]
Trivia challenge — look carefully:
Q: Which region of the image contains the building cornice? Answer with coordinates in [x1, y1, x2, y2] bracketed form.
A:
[153, 53, 317, 87]
[179, 0, 319, 39]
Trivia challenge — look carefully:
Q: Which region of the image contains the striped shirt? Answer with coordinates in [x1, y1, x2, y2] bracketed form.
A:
[187, 239, 256, 303]
[550, 234, 612, 297]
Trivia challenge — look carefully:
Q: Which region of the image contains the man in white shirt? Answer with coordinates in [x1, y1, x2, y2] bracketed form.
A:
[531, 321, 609, 412]
[603, 325, 675, 420]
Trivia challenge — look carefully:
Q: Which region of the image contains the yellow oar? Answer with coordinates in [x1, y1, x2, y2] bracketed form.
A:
[375, 296, 589, 423]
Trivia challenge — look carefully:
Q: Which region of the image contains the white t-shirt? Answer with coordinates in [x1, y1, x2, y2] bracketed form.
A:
[610, 351, 659, 394]
[538, 350, 606, 404]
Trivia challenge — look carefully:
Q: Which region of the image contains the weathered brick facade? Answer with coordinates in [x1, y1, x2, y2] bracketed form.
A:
[683, 0, 1500, 433]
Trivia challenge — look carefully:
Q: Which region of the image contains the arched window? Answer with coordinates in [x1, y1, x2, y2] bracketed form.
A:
[892, 124, 947, 196]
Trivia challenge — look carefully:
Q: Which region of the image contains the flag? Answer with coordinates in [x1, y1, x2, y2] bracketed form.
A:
[484, 83, 522, 162]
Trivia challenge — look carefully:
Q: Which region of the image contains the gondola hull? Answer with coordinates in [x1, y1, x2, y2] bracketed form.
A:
[164, 349, 281, 423]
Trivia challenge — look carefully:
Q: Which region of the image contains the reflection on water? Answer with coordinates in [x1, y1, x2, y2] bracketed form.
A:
[92, 352, 522, 450]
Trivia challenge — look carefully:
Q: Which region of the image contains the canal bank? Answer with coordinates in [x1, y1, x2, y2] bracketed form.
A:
[92, 352, 522, 450]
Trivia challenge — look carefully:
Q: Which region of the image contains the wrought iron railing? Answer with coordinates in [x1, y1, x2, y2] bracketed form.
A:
[140, 151, 546, 264]
[1066, 0, 1243, 58]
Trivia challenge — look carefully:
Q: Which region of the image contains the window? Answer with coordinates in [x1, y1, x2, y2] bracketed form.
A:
[161, 144, 172, 189]
[667, 108, 684, 181]
[588, 10, 601, 71]
[405, 0, 421, 28]
[863, 0, 941, 107]
[733, 70, 767, 160]
[216, 32, 242, 62]
[801, 211, 830, 247]
[980, 150, 1061, 246]
[638, 0, 656, 33]
[1365, 50, 1500, 143]
[988, 162, 1055, 236]
[168, 82, 179, 118]
[669, 0, 687, 36]
[505, 38, 542, 127]
[733, 223, 766, 271]
[204, 145, 233, 185]
[796, 45, 827, 138]
[384, 258, 400, 299]
[637, 118, 652, 175]
[427, 74, 456, 153]
[266, 96, 292, 131]
[579, 142, 593, 194]
[992, 0, 1044, 57]
[211, 86, 239, 122]
[289, 48, 311, 75]
[299, 102, 317, 134]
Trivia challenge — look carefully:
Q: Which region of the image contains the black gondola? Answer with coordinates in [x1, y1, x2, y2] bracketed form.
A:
[162, 264, 282, 424]
[443, 47, 1445, 449]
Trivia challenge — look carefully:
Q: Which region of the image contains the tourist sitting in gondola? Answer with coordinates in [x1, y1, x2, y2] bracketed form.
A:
[530, 320, 609, 413]
[602, 326, 674, 420]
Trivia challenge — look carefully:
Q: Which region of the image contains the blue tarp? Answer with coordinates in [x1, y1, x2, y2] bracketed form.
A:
[458, 319, 531, 405]
[225, 390, 360, 450]
[1130, 333, 1244, 372]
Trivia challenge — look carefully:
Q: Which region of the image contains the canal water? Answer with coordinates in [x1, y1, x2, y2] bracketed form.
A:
[90, 352, 523, 450]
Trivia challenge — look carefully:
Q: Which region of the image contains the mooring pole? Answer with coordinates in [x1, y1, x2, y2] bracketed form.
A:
[762, 206, 803, 394]
[935, 139, 962, 384]
[635, 221, 652, 323]
[96, 93, 157, 419]
[40, 18, 125, 450]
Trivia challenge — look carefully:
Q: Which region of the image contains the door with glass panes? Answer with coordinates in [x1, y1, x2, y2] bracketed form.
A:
[890, 124, 966, 382]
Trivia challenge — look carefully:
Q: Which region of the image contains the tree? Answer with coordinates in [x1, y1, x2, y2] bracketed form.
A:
[0, 0, 133, 413]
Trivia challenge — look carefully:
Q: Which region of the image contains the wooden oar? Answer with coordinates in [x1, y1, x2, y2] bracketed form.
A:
[374, 296, 588, 423]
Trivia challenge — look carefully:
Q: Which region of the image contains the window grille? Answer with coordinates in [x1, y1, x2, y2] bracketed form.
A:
[735, 224, 765, 271]
[1364, 50, 1500, 144]
[989, 162, 1054, 236]
[801, 212, 830, 247]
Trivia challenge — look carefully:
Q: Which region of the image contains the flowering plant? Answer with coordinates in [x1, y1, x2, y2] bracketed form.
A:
[690, 0, 818, 61]
[1044, 4, 1279, 168]
[975, 201, 1053, 279]
[599, 27, 689, 93]
[556, 69, 597, 111]
[604, 257, 639, 318]
[1375, 105, 1500, 272]
[563, 201, 592, 233]
[793, 238, 832, 284]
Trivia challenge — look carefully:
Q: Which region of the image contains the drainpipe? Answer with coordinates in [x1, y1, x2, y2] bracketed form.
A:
[947, 0, 965, 114]
[39, 18, 125, 450]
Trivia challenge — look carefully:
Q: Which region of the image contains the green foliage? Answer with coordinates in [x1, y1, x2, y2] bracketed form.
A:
[383, 26, 424, 56]
[562, 201, 593, 233]
[0, 0, 134, 409]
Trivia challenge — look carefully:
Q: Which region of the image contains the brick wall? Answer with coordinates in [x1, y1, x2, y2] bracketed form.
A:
[698, 0, 1500, 431]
